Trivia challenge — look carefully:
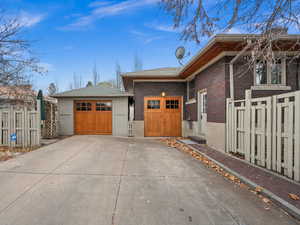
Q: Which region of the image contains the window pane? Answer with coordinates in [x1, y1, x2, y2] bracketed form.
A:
[87, 103, 91, 111]
[255, 61, 267, 84]
[96, 102, 112, 111]
[76, 102, 92, 111]
[147, 100, 160, 109]
[166, 100, 179, 109]
[271, 59, 282, 84]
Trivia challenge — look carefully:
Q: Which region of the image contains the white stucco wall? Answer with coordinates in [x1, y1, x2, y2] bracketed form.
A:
[206, 122, 226, 152]
[57, 98, 74, 136]
[181, 120, 226, 152]
[112, 97, 129, 136]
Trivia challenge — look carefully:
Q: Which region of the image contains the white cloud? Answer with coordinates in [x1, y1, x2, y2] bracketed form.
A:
[62, 0, 159, 30]
[88, 1, 112, 8]
[147, 23, 181, 33]
[130, 29, 162, 43]
[18, 11, 45, 27]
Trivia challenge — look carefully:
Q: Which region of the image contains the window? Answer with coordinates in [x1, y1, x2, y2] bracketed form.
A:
[76, 102, 92, 111]
[147, 100, 160, 109]
[166, 100, 179, 109]
[96, 102, 112, 111]
[271, 59, 282, 84]
[254, 57, 286, 86]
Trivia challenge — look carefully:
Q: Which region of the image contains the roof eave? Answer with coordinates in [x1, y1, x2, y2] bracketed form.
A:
[178, 34, 300, 77]
[53, 94, 133, 98]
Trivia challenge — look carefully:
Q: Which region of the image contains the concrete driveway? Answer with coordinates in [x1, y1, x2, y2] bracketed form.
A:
[0, 136, 298, 225]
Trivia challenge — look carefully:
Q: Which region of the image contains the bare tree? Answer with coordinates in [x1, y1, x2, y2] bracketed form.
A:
[115, 62, 123, 90]
[133, 54, 143, 72]
[161, 0, 300, 43]
[68, 73, 83, 90]
[68, 82, 73, 90]
[0, 10, 44, 87]
[161, 0, 300, 89]
[92, 63, 100, 85]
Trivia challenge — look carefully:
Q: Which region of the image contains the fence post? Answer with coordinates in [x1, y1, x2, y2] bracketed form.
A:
[294, 91, 300, 182]
[8, 106, 12, 148]
[272, 95, 277, 171]
[244, 90, 251, 162]
[266, 97, 272, 170]
[0, 110, 2, 146]
[226, 98, 231, 153]
[37, 99, 41, 146]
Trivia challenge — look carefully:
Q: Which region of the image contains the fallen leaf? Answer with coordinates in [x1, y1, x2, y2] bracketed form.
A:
[288, 193, 300, 200]
[262, 198, 270, 203]
[229, 175, 235, 181]
[255, 186, 263, 193]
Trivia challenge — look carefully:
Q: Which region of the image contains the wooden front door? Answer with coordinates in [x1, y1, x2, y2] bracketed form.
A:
[144, 96, 182, 137]
[74, 100, 112, 135]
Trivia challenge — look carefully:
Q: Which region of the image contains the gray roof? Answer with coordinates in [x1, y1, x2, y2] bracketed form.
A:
[122, 67, 181, 78]
[53, 85, 133, 98]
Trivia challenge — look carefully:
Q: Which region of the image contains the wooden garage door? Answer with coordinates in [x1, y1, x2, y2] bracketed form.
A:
[74, 100, 112, 135]
[144, 96, 182, 137]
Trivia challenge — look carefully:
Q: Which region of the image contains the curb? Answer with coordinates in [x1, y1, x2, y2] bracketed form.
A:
[177, 140, 300, 221]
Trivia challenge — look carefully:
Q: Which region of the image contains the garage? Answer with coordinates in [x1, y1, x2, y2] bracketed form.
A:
[74, 100, 112, 135]
[53, 85, 132, 137]
[144, 96, 182, 137]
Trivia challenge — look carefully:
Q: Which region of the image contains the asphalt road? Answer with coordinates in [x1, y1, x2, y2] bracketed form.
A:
[0, 135, 298, 225]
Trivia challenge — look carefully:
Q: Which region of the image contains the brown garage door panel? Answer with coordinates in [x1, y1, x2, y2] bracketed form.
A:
[74, 100, 112, 135]
[144, 96, 182, 137]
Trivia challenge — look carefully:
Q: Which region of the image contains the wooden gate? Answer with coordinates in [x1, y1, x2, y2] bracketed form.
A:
[74, 100, 112, 135]
[226, 90, 300, 182]
[144, 96, 182, 137]
[0, 102, 41, 148]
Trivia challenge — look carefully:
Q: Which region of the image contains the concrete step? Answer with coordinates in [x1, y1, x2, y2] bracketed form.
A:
[188, 136, 206, 144]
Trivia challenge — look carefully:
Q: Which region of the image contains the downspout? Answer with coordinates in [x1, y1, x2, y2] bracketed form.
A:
[229, 40, 252, 100]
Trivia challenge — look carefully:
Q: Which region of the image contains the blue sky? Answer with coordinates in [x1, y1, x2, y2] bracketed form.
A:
[3, 0, 202, 92]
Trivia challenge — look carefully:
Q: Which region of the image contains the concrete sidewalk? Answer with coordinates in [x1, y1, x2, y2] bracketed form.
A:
[0, 135, 298, 225]
[179, 140, 300, 220]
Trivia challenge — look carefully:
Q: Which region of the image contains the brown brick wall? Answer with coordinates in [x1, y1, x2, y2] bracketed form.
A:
[225, 56, 300, 100]
[133, 56, 299, 125]
[134, 82, 186, 120]
[187, 58, 227, 123]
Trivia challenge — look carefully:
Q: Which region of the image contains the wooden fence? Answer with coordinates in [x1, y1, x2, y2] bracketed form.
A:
[0, 101, 41, 148]
[226, 90, 300, 182]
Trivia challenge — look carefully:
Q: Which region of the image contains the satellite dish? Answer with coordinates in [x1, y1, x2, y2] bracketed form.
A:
[175, 46, 185, 60]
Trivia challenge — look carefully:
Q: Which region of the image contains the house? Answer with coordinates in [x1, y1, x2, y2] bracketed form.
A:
[0, 85, 36, 109]
[53, 85, 133, 137]
[122, 33, 300, 152]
